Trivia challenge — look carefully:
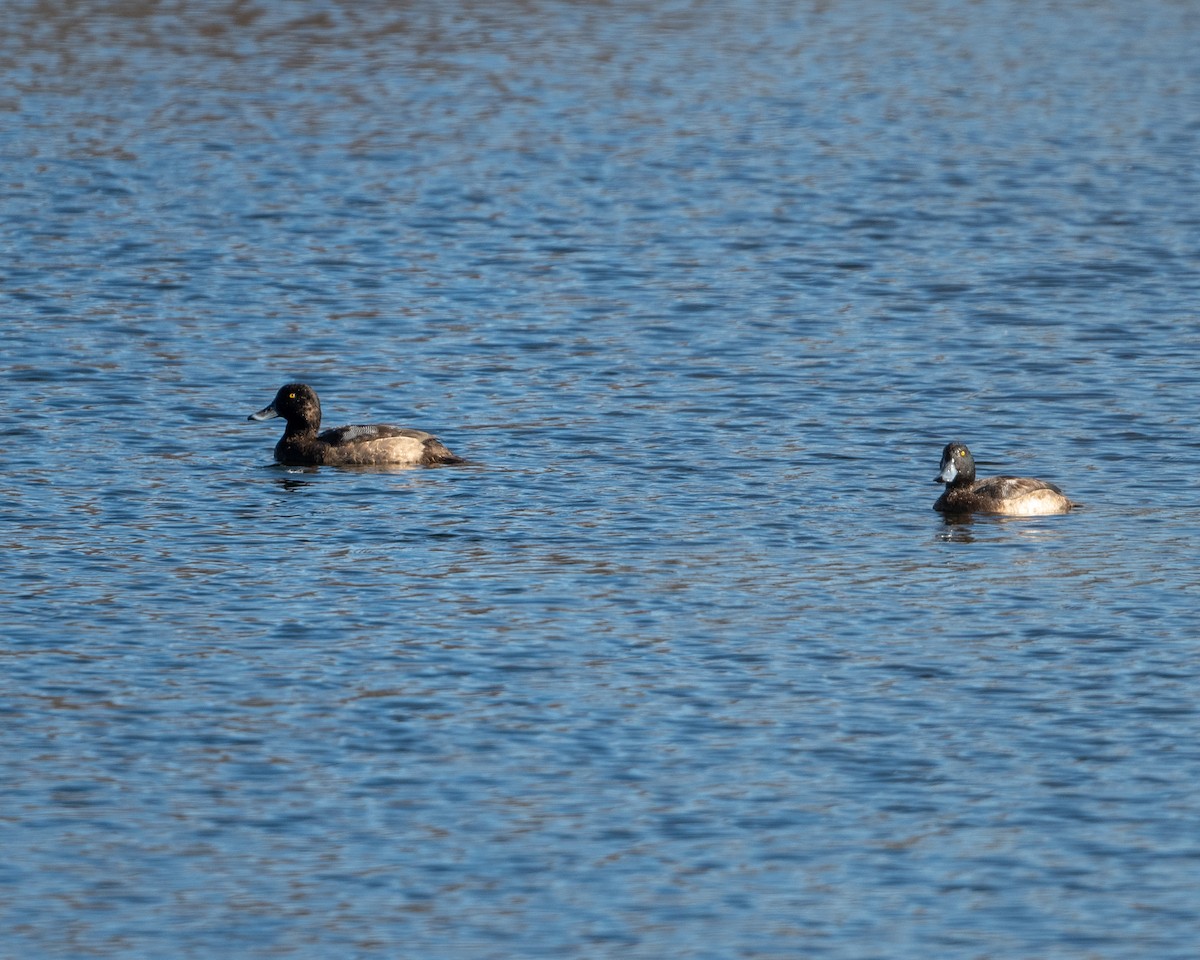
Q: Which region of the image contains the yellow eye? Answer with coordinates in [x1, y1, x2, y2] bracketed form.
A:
[289, 392, 296, 398]
[957, 448, 967, 457]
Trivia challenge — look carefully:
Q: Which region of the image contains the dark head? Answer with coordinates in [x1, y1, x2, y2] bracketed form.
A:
[935, 441, 976, 486]
[248, 383, 322, 434]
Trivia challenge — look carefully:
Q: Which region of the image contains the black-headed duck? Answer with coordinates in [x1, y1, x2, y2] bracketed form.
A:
[249, 383, 464, 467]
[933, 441, 1074, 516]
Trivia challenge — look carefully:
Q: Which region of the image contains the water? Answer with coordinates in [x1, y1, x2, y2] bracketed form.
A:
[3, 1, 1200, 957]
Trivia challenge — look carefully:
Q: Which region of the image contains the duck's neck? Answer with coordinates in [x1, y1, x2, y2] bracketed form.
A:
[282, 419, 320, 439]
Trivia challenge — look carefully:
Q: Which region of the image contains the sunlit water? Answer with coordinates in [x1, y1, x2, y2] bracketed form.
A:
[3, 1, 1200, 957]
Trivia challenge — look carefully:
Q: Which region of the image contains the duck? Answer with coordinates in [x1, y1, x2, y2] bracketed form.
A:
[933, 441, 1074, 516]
[248, 383, 464, 467]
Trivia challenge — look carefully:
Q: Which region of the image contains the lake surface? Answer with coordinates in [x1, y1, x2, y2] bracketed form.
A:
[3, 1, 1200, 957]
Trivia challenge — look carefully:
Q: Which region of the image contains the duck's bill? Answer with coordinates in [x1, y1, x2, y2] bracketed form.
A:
[248, 404, 279, 422]
[935, 461, 957, 484]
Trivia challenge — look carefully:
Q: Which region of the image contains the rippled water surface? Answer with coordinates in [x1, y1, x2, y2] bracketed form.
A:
[3, 1, 1200, 957]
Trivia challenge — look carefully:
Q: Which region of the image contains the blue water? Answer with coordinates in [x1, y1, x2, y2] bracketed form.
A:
[3, 1, 1200, 957]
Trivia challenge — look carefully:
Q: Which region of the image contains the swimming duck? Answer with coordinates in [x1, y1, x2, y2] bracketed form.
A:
[248, 383, 464, 467]
[933, 441, 1073, 516]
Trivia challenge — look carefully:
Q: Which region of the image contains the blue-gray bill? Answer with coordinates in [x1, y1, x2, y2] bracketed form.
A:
[248, 404, 279, 421]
